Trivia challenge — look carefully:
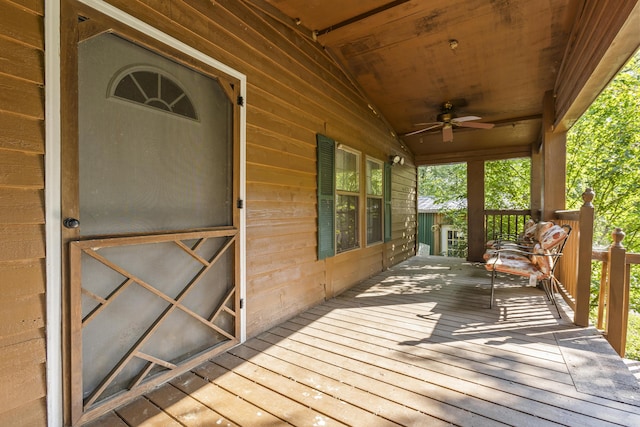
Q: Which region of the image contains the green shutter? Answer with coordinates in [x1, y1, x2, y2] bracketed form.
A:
[384, 162, 392, 242]
[317, 134, 335, 259]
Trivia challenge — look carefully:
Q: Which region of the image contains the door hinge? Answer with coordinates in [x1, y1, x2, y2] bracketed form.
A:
[237, 199, 244, 209]
[237, 95, 244, 106]
[240, 298, 245, 309]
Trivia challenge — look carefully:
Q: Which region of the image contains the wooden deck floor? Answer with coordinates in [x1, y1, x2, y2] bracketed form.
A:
[87, 256, 640, 426]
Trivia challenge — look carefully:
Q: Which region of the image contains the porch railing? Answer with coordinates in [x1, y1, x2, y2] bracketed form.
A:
[483, 188, 635, 357]
[553, 189, 595, 327]
[592, 229, 640, 357]
[484, 209, 533, 243]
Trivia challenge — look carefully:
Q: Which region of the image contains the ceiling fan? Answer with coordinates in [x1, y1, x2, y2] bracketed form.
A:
[405, 101, 495, 142]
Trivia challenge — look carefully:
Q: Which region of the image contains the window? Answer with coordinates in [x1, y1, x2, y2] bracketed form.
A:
[366, 158, 383, 245]
[316, 134, 391, 259]
[110, 66, 198, 120]
[336, 146, 360, 253]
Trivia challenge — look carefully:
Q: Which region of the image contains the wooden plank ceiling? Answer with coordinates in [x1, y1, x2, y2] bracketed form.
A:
[261, 0, 579, 161]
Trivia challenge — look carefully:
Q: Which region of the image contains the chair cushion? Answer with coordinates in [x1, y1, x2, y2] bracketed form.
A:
[485, 254, 544, 279]
[530, 243, 552, 276]
[539, 225, 568, 250]
[534, 221, 554, 242]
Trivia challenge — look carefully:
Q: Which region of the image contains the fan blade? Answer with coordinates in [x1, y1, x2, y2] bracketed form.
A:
[457, 121, 495, 129]
[404, 123, 442, 136]
[442, 125, 454, 142]
[453, 115, 482, 123]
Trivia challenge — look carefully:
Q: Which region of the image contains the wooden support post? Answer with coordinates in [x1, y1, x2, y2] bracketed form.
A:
[541, 91, 566, 220]
[574, 188, 594, 326]
[467, 160, 485, 262]
[605, 228, 628, 357]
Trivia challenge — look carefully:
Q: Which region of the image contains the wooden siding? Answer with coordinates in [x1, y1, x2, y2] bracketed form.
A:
[0, 0, 46, 425]
[94, 0, 413, 336]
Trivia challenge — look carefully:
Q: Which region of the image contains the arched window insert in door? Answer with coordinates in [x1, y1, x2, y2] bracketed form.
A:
[109, 66, 198, 120]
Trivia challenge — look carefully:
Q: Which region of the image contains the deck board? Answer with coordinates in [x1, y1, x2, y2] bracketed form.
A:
[88, 256, 640, 426]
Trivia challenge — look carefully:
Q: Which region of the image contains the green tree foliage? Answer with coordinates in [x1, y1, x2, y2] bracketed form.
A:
[485, 159, 531, 209]
[418, 163, 467, 200]
[567, 51, 640, 252]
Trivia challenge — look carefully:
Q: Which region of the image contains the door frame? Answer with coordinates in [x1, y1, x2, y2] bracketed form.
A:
[45, 1, 247, 425]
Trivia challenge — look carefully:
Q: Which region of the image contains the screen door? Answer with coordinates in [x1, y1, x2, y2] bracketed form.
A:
[65, 30, 241, 422]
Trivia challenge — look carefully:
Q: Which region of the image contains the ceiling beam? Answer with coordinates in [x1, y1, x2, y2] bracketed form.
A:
[316, 0, 410, 36]
[415, 144, 534, 166]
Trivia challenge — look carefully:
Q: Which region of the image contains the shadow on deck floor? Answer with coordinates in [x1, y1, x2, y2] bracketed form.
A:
[88, 255, 640, 426]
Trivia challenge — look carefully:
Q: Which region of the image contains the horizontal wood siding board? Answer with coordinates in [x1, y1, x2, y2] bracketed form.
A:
[0, 259, 45, 298]
[0, 1, 43, 49]
[246, 182, 315, 203]
[246, 164, 315, 188]
[0, 151, 43, 188]
[0, 36, 44, 84]
[6, 0, 43, 15]
[246, 142, 315, 174]
[247, 260, 325, 296]
[0, 113, 44, 153]
[0, 337, 46, 378]
[245, 217, 316, 237]
[246, 275, 327, 334]
[0, 225, 45, 261]
[0, 188, 44, 224]
[0, 293, 45, 336]
[0, 364, 46, 414]
[247, 231, 316, 254]
[0, 74, 44, 119]
[0, 397, 46, 427]
[247, 126, 316, 160]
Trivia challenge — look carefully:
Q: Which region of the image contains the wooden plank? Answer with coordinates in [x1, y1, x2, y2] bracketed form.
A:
[0, 74, 44, 119]
[6, 0, 43, 15]
[246, 163, 315, 188]
[145, 383, 238, 427]
[0, 188, 44, 224]
[0, 1, 43, 49]
[0, 362, 46, 414]
[0, 112, 43, 154]
[246, 124, 316, 159]
[0, 337, 46, 378]
[247, 141, 315, 173]
[246, 200, 315, 222]
[230, 340, 450, 426]
[0, 259, 45, 298]
[194, 361, 348, 426]
[115, 397, 183, 427]
[0, 397, 46, 427]
[83, 412, 129, 427]
[213, 351, 401, 426]
[0, 36, 43, 84]
[0, 293, 44, 336]
[170, 371, 285, 426]
[0, 151, 43, 188]
[0, 225, 45, 261]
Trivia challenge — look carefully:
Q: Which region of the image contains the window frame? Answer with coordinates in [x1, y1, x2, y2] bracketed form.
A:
[365, 156, 384, 246]
[335, 144, 361, 254]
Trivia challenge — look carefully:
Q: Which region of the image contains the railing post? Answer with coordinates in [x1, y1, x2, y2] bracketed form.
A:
[574, 188, 594, 326]
[605, 228, 628, 357]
